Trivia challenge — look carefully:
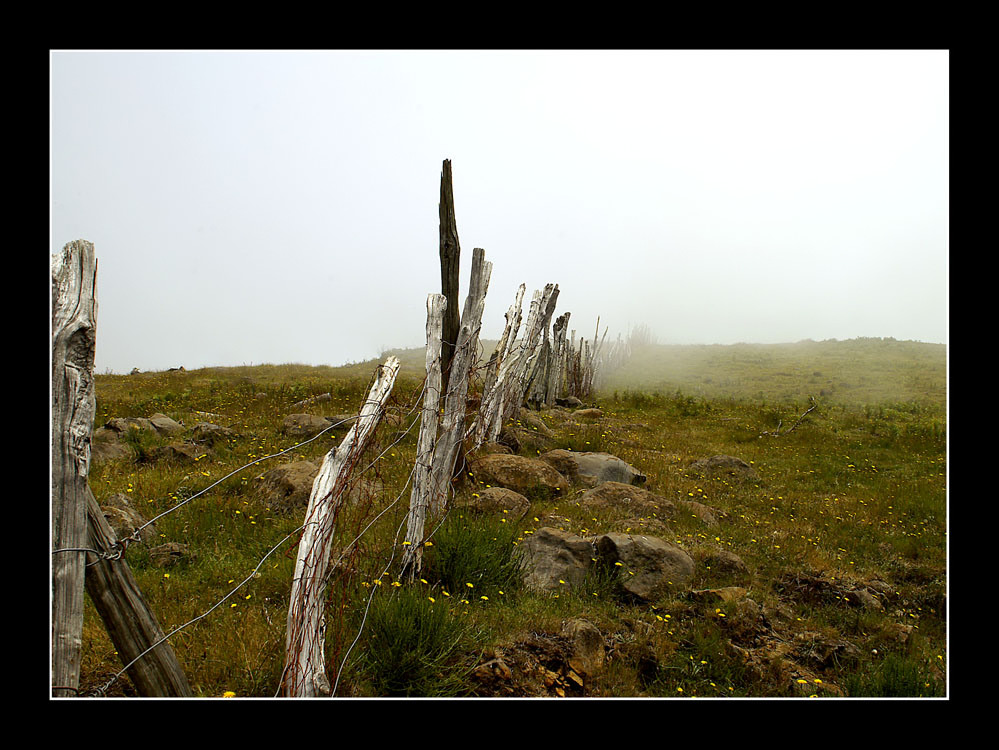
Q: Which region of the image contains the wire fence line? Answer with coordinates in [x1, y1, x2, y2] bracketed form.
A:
[70, 290, 612, 697]
[76, 347, 485, 697]
[77, 362, 425, 696]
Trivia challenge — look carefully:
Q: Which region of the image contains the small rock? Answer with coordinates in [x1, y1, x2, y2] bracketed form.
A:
[576, 481, 672, 514]
[190, 422, 237, 445]
[520, 527, 595, 592]
[281, 413, 335, 439]
[256, 461, 320, 513]
[100, 492, 157, 542]
[148, 542, 193, 568]
[562, 618, 605, 676]
[149, 413, 185, 436]
[539, 450, 646, 487]
[147, 443, 208, 464]
[846, 588, 883, 610]
[468, 454, 568, 501]
[469, 487, 530, 521]
[689, 455, 760, 481]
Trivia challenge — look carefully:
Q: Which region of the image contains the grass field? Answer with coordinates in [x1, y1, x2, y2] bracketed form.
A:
[77, 337, 947, 698]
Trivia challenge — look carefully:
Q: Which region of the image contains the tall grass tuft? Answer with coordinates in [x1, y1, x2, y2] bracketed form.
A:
[357, 585, 479, 696]
[423, 513, 524, 599]
[843, 652, 945, 697]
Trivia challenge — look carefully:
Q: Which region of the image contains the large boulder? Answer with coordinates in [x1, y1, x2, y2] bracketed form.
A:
[520, 527, 595, 592]
[539, 450, 646, 487]
[593, 532, 695, 601]
[468, 454, 568, 500]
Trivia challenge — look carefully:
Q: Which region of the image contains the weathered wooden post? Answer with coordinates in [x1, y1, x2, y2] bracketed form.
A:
[51, 240, 98, 697]
[400, 294, 447, 580]
[439, 159, 461, 396]
[482, 283, 525, 402]
[283, 357, 401, 697]
[428, 248, 492, 516]
[548, 312, 570, 406]
[473, 283, 559, 447]
[84, 487, 193, 696]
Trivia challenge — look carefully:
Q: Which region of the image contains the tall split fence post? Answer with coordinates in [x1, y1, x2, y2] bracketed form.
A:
[282, 356, 401, 697]
[400, 294, 447, 580]
[427, 247, 492, 516]
[51, 240, 98, 697]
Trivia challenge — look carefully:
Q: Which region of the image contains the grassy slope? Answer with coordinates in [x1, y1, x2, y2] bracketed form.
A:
[79, 338, 947, 698]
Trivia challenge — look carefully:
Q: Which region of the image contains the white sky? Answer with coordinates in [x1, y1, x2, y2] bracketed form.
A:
[50, 49, 949, 374]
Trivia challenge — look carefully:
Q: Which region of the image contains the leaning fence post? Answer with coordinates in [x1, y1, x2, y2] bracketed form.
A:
[51, 240, 98, 697]
[282, 356, 401, 697]
[84, 486, 193, 696]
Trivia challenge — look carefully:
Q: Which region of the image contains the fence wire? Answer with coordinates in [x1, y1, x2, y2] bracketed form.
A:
[70, 303, 618, 697]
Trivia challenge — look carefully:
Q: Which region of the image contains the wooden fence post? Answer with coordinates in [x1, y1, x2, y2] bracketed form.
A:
[282, 357, 401, 697]
[428, 248, 492, 516]
[84, 487, 193, 696]
[476, 283, 559, 445]
[51, 240, 98, 697]
[439, 159, 461, 395]
[400, 294, 447, 580]
[548, 312, 570, 406]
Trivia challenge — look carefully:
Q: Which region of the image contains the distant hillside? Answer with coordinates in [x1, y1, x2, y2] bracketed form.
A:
[601, 338, 946, 407]
[363, 337, 946, 408]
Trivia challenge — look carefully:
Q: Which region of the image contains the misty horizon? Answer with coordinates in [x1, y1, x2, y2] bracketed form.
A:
[50, 50, 948, 374]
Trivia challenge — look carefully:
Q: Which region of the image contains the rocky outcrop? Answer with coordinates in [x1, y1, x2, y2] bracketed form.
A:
[520, 526, 696, 603]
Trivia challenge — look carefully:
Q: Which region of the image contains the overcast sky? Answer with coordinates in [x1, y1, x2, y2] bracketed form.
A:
[50, 50, 948, 374]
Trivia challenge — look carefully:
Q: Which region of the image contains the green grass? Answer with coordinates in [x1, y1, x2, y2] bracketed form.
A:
[76, 338, 947, 698]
